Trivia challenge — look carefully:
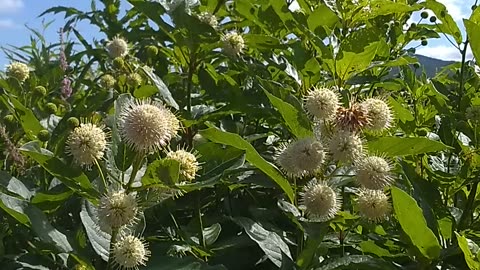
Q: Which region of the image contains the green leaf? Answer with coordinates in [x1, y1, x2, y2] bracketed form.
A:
[24, 206, 73, 253]
[368, 137, 450, 156]
[80, 200, 110, 261]
[0, 193, 30, 225]
[244, 34, 283, 50]
[142, 159, 180, 186]
[388, 97, 414, 123]
[464, 19, 480, 65]
[0, 94, 43, 139]
[204, 223, 222, 246]
[316, 255, 398, 270]
[307, 5, 339, 33]
[0, 171, 32, 199]
[359, 241, 394, 257]
[234, 217, 292, 268]
[134, 85, 158, 98]
[141, 66, 179, 110]
[20, 142, 100, 201]
[335, 41, 382, 81]
[199, 126, 294, 202]
[455, 232, 480, 270]
[263, 89, 312, 138]
[424, 0, 462, 44]
[391, 187, 441, 260]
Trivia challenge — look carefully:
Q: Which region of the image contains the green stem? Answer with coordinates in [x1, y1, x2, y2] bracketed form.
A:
[196, 194, 206, 250]
[458, 181, 478, 230]
[94, 159, 108, 191]
[106, 228, 119, 270]
[458, 39, 469, 109]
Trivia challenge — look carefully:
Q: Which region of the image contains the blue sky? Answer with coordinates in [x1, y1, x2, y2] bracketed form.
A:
[0, 0, 477, 68]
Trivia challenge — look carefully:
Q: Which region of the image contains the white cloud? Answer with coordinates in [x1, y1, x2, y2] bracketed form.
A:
[416, 44, 473, 61]
[437, 0, 469, 21]
[0, 18, 18, 29]
[0, 0, 24, 13]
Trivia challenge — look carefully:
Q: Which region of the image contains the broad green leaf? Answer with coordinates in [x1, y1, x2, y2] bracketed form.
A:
[424, 0, 462, 44]
[199, 126, 294, 202]
[336, 41, 381, 82]
[316, 255, 398, 270]
[134, 85, 158, 98]
[204, 223, 222, 246]
[234, 217, 292, 267]
[0, 171, 32, 199]
[307, 5, 338, 33]
[0, 193, 30, 225]
[464, 19, 480, 65]
[25, 206, 73, 253]
[263, 90, 312, 138]
[244, 34, 283, 50]
[20, 142, 100, 201]
[359, 241, 394, 257]
[297, 223, 328, 269]
[0, 94, 43, 139]
[142, 159, 180, 186]
[391, 187, 441, 260]
[80, 200, 110, 261]
[455, 232, 480, 270]
[388, 97, 414, 123]
[368, 137, 450, 156]
[141, 66, 179, 110]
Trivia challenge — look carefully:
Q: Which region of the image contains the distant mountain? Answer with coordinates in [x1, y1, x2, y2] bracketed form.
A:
[415, 54, 456, 77]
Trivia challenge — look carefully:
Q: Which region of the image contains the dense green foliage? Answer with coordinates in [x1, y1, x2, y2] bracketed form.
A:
[1, 0, 480, 269]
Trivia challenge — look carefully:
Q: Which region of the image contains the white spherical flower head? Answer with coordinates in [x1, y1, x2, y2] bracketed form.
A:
[106, 36, 129, 58]
[300, 180, 340, 222]
[304, 87, 339, 120]
[277, 138, 325, 178]
[362, 98, 393, 131]
[222, 31, 245, 56]
[328, 129, 364, 163]
[118, 99, 180, 153]
[357, 189, 391, 222]
[66, 123, 107, 167]
[113, 235, 150, 269]
[356, 155, 393, 189]
[198, 12, 218, 28]
[6, 61, 30, 82]
[166, 149, 200, 182]
[98, 191, 138, 229]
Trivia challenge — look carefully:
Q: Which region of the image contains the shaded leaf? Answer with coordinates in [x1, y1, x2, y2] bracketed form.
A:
[368, 137, 450, 156]
[200, 126, 294, 202]
[391, 187, 441, 260]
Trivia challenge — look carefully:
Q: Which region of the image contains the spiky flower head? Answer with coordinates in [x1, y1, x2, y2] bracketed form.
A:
[276, 138, 325, 178]
[113, 235, 150, 269]
[328, 129, 364, 163]
[467, 105, 480, 123]
[198, 12, 218, 28]
[100, 74, 116, 88]
[118, 99, 180, 153]
[304, 87, 340, 121]
[126, 73, 142, 87]
[6, 61, 29, 82]
[98, 190, 138, 229]
[355, 155, 393, 189]
[335, 103, 369, 132]
[356, 189, 391, 222]
[300, 180, 341, 222]
[222, 31, 245, 56]
[361, 98, 393, 131]
[106, 36, 129, 58]
[166, 149, 200, 182]
[66, 123, 107, 167]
